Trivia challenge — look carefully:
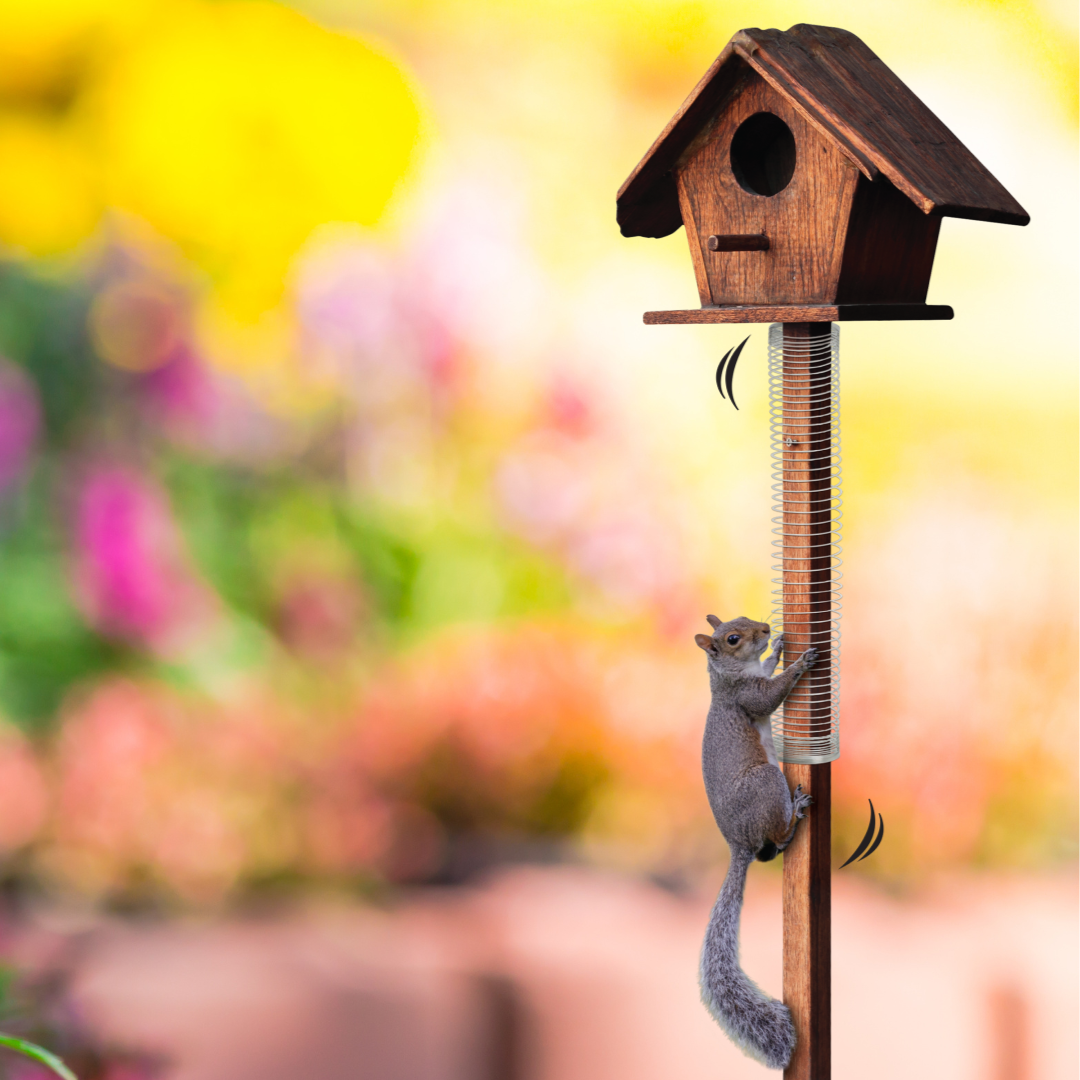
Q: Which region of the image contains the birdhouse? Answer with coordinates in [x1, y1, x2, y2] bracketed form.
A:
[617, 24, 1028, 323]
[618, 25, 1031, 1077]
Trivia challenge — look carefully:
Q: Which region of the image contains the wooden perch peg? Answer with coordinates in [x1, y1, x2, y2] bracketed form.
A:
[707, 234, 770, 252]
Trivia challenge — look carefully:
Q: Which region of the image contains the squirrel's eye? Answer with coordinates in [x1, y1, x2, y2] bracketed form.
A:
[726, 635, 740, 646]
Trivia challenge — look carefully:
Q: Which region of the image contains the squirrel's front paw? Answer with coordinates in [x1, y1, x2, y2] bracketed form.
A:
[771, 634, 784, 655]
[792, 784, 813, 818]
[800, 646, 819, 670]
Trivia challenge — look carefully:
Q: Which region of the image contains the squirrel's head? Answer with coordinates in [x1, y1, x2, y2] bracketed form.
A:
[694, 615, 771, 667]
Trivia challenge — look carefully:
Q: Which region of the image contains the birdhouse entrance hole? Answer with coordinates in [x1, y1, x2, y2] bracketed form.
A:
[729, 112, 796, 197]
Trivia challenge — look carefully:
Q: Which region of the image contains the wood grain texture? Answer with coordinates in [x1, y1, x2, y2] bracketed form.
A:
[780, 322, 833, 1080]
[677, 178, 712, 305]
[783, 760, 831, 1080]
[616, 46, 754, 238]
[643, 303, 953, 323]
[616, 23, 1029, 238]
[675, 73, 858, 306]
[741, 25, 1028, 226]
[836, 174, 942, 303]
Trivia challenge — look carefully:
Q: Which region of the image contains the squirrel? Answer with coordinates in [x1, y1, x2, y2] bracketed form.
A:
[694, 614, 817, 1070]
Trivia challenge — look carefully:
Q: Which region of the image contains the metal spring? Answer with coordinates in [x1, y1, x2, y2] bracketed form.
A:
[767, 323, 842, 764]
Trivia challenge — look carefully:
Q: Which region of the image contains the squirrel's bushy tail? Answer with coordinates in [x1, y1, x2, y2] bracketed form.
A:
[700, 844, 796, 1070]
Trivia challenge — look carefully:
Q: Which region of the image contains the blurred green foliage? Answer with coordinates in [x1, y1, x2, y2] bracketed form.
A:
[0, 268, 97, 445]
[0, 484, 127, 728]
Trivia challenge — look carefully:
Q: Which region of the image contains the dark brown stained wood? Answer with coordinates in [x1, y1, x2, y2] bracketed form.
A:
[676, 73, 859, 306]
[619, 171, 683, 241]
[780, 322, 833, 1080]
[643, 303, 953, 323]
[708, 234, 771, 251]
[677, 179, 712, 305]
[617, 23, 1029, 238]
[836, 174, 942, 303]
[617, 47, 757, 238]
[742, 25, 1028, 226]
[783, 760, 831, 1080]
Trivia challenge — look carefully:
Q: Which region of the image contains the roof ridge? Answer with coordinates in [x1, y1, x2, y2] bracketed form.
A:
[617, 23, 1028, 239]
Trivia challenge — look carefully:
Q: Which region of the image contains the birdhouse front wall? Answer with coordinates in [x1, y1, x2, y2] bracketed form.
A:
[675, 68, 860, 307]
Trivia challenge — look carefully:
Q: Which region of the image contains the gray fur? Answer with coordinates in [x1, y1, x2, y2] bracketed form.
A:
[695, 615, 817, 1071]
[700, 846, 795, 1069]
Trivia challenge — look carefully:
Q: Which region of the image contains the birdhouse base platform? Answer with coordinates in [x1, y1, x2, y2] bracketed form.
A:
[643, 304, 953, 324]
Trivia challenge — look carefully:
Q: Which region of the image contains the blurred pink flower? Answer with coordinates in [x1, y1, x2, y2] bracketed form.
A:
[0, 358, 40, 493]
[295, 243, 457, 488]
[53, 680, 172, 858]
[71, 466, 215, 652]
[567, 511, 681, 609]
[50, 680, 302, 900]
[545, 373, 595, 439]
[495, 433, 593, 545]
[302, 781, 394, 875]
[295, 242, 402, 355]
[276, 573, 363, 659]
[295, 235, 463, 414]
[140, 343, 216, 426]
[140, 347, 293, 464]
[0, 727, 47, 852]
[402, 175, 548, 361]
[496, 431, 689, 615]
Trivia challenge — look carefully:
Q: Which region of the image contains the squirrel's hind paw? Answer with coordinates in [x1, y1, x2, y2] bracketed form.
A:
[792, 784, 813, 818]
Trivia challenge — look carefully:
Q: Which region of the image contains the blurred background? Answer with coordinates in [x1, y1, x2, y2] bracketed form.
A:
[0, 0, 1072, 1077]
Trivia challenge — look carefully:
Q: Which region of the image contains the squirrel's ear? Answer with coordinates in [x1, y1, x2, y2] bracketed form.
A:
[695, 633, 715, 652]
[706, 614, 722, 629]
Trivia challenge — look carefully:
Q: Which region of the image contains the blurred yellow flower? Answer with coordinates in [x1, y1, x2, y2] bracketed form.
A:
[99, 1, 422, 318]
[0, 0, 144, 99]
[0, 114, 98, 255]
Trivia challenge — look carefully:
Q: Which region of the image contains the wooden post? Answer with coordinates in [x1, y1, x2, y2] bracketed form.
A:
[781, 322, 833, 1080]
[616, 24, 1028, 1078]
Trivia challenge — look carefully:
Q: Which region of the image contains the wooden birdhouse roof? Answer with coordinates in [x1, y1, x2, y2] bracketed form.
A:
[617, 24, 1029, 239]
